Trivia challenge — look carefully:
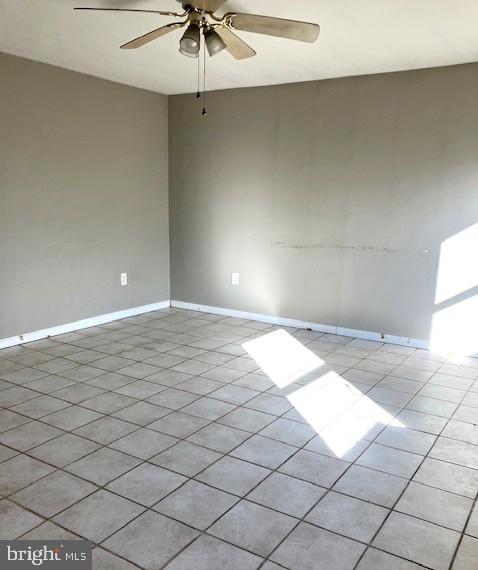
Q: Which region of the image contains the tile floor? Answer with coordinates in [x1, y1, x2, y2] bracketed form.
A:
[0, 307, 477, 569]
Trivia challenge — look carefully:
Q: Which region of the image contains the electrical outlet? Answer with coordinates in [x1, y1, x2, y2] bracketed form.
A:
[231, 272, 240, 286]
[121, 273, 128, 286]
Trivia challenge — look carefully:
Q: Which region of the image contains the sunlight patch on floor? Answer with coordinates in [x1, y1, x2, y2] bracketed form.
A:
[243, 329, 403, 459]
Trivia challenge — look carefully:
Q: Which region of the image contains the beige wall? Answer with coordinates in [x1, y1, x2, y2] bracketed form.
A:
[0, 53, 169, 339]
[169, 64, 478, 341]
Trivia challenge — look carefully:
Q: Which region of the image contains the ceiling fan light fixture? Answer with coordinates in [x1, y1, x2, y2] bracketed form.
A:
[205, 29, 227, 57]
[179, 23, 201, 57]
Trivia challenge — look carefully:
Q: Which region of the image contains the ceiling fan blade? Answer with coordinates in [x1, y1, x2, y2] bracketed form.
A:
[226, 13, 320, 43]
[120, 21, 185, 49]
[215, 26, 256, 60]
[74, 7, 183, 17]
[190, 0, 228, 12]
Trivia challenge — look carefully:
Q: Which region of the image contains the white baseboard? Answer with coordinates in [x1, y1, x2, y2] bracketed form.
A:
[0, 300, 171, 350]
[171, 300, 429, 350]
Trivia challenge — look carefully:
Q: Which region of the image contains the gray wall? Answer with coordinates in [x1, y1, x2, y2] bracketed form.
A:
[0, 53, 169, 339]
[170, 64, 478, 340]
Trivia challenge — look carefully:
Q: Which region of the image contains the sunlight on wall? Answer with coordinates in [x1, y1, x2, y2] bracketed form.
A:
[243, 330, 402, 459]
[431, 223, 478, 357]
[435, 223, 478, 304]
[431, 295, 478, 356]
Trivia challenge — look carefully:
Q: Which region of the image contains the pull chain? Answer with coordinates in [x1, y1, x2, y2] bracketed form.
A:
[196, 43, 201, 100]
[202, 36, 207, 117]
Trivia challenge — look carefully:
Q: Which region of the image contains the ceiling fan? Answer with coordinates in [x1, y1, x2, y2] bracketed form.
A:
[74, 1, 320, 60]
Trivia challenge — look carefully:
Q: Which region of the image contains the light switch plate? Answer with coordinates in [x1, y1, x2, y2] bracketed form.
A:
[231, 272, 240, 286]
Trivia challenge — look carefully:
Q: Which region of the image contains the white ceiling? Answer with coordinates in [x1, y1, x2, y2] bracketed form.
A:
[1, 0, 478, 95]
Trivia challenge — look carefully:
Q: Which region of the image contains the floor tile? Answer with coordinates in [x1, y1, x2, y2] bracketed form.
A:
[259, 417, 316, 447]
[115, 379, 165, 399]
[279, 449, 350, 488]
[42, 405, 102, 430]
[202, 366, 247, 383]
[21, 521, 79, 540]
[35, 357, 79, 374]
[151, 440, 222, 476]
[92, 548, 139, 570]
[145, 369, 192, 387]
[187, 422, 250, 453]
[306, 491, 389, 542]
[209, 500, 296, 557]
[231, 434, 296, 469]
[304, 432, 370, 462]
[430, 437, 478, 470]
[107, 463, 186, 506]
[466, 504, 478, 538]
[0, 454, 55, 495]
[90, 355, 136, 372]
[453, 536, 478, 570]
[86, 372, 135, 390]
[74, 416, 137, 445]
[11, 394, 70, 418]
[1, 386, 42, 407]
[149, 411, 209, 438]
[244, 393, 293, 416]
[375, 426, 436, 455]
[156, 480, 238, 529]
[218, 407, 276, 433]
[0, 421, 63, 451]
[0, 409, 31, 432]
[395, 409, 448, 435]
[12, 470, 96, 517]
[80, 392, 137, 414]
[51, 382, 105, 403]
[181, 397, 236, 421]
[60, 365, 105, 382]
[110, 428, 178, 459]
[396, 481, 473, 532]
[66, 447, 141, 485]
[357, 548, 423, 569]
[373, 512, 460, 570]
[333, 464, 408, 507]
[247, 472, 325, 518]
[414, 457, 478, 498]
[233, 373, 274, 391]
[113, 401, 171, 425]
[0, 445, 18, 463]
[197, 456, 271, 496]
[102, 511, 199, 570]
[149, 388, 199, 409]
[29, 433, 99, 467]
[442, 421, 478, 446]
[210, 384, 259, 405]
[271, 522, 365, 570]
[419, 384, 466, 404]
[176, 377, 223, 395]
[356, 443, 422, 478]
[163, 535, 262, 570]
[0, 499, 43, 539]
[53, 489, 144, 542]
[116, 362, 161, 380]
[406, 395, 457, 418]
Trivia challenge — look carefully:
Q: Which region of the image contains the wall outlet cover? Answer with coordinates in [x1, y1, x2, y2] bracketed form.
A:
[231, 272, 240, 286]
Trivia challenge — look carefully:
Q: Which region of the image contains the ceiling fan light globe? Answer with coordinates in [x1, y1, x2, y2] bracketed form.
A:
[205, 29, 227, 57]
[179, 45, 199, 58]
[179, 23, 200, 57]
